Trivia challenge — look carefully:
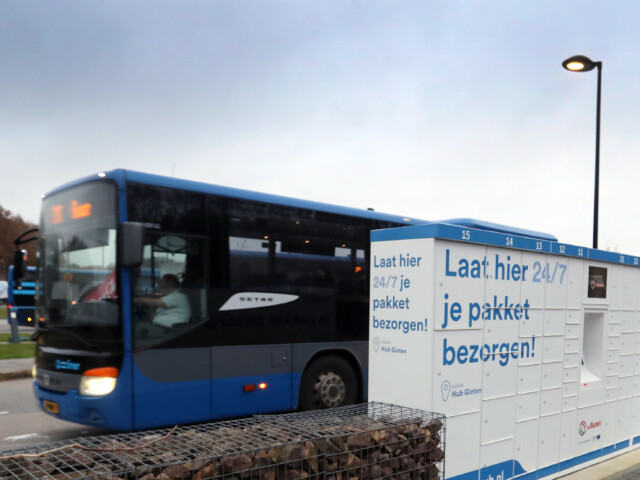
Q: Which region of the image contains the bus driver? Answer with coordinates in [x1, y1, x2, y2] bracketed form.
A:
[135, 274, 191, 327]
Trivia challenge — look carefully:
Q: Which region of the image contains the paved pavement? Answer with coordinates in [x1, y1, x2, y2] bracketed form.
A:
[0, 357, 33, 380]
[558, 449, 640, 480]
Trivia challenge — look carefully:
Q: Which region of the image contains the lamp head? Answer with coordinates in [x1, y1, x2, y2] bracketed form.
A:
[562, 55, 599, 72]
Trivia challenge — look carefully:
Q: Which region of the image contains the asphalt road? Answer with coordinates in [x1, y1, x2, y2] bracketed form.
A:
[0, 378, 112, 453]
[1, 318, 112, 453]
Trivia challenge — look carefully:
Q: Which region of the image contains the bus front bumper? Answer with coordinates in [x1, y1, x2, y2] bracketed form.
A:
[33, 381, 132, 431]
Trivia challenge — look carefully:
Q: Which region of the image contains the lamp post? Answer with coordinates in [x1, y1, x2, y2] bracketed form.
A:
[562, 55, 602, 249]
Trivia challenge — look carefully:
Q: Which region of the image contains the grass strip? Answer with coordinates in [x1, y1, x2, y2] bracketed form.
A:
[0, 333, 36, 360]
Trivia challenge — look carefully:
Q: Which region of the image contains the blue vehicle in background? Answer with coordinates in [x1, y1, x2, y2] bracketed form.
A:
[7, 265, 36, 327]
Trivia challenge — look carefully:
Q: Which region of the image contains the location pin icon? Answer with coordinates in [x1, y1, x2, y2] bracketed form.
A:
[441, 380, 451, 401]
[373, 337, 380, 352]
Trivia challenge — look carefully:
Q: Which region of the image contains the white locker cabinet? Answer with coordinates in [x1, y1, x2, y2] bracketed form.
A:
[608, 266, 624, 309]
[520, 309, 543, 338]
[566, 259, 584, 309]
[633, 397, 640, 434]
[565, 324, 580, 339]
[602, 391, 618, 442]
[605, 388, 618, 403]
[620, 333, 635, 353]
[521, 252, 545, 308]
[619, 376, 634, 399]
[608, 335, 621, 351]
[540, 388, 562, 416]
[609, 311, 621, 324]
[483, 355, 518, 399]
[487, 247, 522, 299]
[369, 222, 640, 480]
[481, 438, 516, 479]
[560, 409, 578, 461]
[542, 336, 564, 363]
[609, 323, 622, 338]
[623, 270, 640, 309]
[516, 391, 540, 422]
[564, 366, 579, 383]
[544, 310, 566, 336]
[515, 419, 539, 473]
[606, 350, 620, 364]
[541, 362, 563, 390]
[545, 267, 568, 309]
[563, 381, 578, 398]
[445, 413, 482, 478]
[635, 355, 640, 374]
[562, 395, 578, 412]
[485, 321, 519, 348]
[620, 355, 635, 377]
[566, 310, 581, 325]
[518, 364, 541, 394]
[564, 338, 580, 353]
[564, 353, 580, 369]
[605, 376, 619, 390]
[481, 396, 517, 445]
[538, 414, 561, 468]
[633, 375, 640, 395]
[621, 313, 636, 333]
[606, 362, 620, 377]
[578, 386, 605, 408]
[617, 398, 634, 441]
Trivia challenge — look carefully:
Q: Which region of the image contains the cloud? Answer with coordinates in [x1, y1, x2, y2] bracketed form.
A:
[2, 1, 640, 253]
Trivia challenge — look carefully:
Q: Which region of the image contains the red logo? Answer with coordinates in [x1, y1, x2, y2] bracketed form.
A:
[579, 420, 601, 436]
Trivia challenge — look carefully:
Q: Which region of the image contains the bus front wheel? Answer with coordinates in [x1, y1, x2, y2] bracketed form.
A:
[299, 355, 358, 410]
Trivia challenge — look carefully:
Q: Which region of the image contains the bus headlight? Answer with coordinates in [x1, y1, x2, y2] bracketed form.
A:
[79, 367, 118, 396]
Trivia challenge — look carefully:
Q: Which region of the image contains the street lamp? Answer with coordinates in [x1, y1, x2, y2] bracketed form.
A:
[562, 54, 602, 249]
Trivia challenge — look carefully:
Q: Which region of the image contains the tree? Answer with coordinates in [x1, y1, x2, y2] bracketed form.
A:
[0, 205, 38, 280]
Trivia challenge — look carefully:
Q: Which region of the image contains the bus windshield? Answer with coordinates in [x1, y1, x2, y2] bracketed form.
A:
[39, 182, 120, 342]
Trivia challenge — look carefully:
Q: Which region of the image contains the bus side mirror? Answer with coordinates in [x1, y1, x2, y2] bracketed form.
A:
[13, 249, 26, 283]
[119, 222, 145, 268]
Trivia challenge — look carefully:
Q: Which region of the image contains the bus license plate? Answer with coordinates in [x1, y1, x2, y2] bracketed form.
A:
[43, 400, 59, 415]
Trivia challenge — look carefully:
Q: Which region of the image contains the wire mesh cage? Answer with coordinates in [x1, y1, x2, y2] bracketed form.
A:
[0, 402, 445, 480]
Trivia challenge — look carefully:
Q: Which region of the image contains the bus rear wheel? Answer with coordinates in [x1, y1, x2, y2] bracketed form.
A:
[299, 355, 358, 410]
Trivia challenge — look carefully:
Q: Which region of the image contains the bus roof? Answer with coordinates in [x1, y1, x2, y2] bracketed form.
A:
[44, 169, 557, 242]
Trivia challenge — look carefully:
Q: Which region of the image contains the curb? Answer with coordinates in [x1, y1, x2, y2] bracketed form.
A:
[0, 370, 32, 382]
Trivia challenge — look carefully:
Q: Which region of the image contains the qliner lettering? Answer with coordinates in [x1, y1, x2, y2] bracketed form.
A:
[441, 294, 531, 329]
[445, 249, 528, 281]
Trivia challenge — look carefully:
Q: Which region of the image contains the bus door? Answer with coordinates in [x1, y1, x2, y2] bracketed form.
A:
[131, 232, 210, 429]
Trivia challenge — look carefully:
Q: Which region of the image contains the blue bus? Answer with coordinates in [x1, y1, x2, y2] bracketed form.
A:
[28, 170, 556, 430]
[7, 265, 36, 327]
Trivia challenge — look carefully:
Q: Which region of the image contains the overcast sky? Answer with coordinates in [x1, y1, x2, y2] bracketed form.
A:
[2, 1, 639, 254]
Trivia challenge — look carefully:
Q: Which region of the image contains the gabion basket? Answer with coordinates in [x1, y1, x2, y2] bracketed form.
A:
[0, 402, 445, 480]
